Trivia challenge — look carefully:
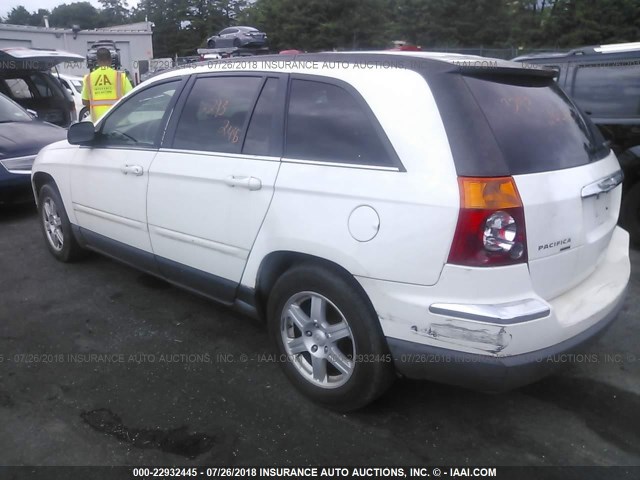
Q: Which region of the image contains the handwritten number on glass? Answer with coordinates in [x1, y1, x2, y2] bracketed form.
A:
[219, 120, 240, 144]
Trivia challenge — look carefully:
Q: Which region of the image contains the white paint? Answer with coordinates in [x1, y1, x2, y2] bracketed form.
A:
[146, 149, 279, 283]
[514, 152, 622, 300]
[70, 147, 157, 253]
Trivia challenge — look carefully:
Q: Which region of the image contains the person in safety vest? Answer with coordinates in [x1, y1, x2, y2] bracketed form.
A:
[81, 47, 132, 123]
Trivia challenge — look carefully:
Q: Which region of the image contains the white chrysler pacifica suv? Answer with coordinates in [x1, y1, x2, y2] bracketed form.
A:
[31, 52, 630, 411]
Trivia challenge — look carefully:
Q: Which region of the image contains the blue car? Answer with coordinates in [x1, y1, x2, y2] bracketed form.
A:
[0, 93, 66, 203]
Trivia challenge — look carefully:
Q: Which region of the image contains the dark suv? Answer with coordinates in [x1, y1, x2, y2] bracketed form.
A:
[514, 43, 640, 243]
[86, 40, 121, 70]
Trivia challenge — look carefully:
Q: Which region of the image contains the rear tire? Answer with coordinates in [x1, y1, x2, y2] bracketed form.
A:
[267, 264, 394, 411]
[38, 183, 86, 262]
[620, 182, 640, 247]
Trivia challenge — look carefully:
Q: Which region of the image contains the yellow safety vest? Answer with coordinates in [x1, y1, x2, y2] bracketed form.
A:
[84, 67, 126, 123]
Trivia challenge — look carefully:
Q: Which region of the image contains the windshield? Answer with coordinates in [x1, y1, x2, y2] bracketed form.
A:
[0, 94, 32, 123]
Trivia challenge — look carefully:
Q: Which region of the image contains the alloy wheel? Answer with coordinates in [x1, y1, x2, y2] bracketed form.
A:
[280, 291, 355, 389]
[43, 197, 64, 251]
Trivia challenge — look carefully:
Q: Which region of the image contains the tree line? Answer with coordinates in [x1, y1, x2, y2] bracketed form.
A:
[2, 0, 639, 58]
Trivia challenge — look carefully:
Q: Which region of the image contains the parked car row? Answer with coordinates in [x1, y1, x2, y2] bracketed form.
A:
[30, 51, 630, 410]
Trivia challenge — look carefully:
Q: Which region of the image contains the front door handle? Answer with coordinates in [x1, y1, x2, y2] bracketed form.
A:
[121, 165, 143, 176]
[225, 175, 262, 191]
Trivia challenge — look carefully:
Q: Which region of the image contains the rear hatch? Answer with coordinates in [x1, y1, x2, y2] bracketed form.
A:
[429, 62, 620, 300]
[0, 48, 83, 127]
[0, 47, 84, 70]
[1, 72, 72, 126]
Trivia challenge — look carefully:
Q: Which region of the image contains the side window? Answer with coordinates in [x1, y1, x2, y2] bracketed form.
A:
[285, 79, 393, 166]
[6, 78, 32, 99]
[100, 80, 179, 147]
[573, 63, 640, 117]
[172, 76, 262, 154]
[243, 78, 279, 156]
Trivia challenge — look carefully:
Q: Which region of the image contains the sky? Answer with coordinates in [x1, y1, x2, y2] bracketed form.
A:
[1, 0, 140, 19]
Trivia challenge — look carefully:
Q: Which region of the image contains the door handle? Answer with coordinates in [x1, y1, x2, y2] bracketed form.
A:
[225, 175, 262, 191]
[121, 165, 144, 176]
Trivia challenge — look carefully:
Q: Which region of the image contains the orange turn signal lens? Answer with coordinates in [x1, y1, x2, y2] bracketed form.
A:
[459, 177, 522, 210]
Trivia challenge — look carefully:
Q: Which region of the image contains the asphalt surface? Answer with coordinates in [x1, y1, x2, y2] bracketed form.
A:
[0, 203, 639, 467]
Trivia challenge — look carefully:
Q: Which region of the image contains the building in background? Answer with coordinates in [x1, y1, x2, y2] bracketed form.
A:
[0, 22, 153, 84]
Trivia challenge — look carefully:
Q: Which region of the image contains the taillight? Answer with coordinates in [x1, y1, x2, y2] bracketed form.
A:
[448, 176, 527, 267]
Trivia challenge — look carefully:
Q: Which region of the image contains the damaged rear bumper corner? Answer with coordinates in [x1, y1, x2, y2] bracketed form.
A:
[386, 287, 626, 391]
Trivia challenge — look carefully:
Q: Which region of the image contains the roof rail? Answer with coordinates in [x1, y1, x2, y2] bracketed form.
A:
[569, 41, 640, 55]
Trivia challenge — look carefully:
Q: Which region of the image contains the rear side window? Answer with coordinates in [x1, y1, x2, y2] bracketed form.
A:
[572, 63, 640, 117]
[173, 76, 262, 153]
[442, 74, 607, 176]
[285, 79, 394, 167]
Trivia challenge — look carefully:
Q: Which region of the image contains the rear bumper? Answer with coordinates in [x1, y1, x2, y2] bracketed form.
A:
[357, 226, 630, 390]
[386, 286, 625, 391]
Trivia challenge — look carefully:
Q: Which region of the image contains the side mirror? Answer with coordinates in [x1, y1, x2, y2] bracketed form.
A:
[26, 109, 38, 118]
[68, 121, 96, 145]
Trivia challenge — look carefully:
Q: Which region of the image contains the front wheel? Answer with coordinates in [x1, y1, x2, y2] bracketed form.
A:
[207, 39, 216, 48]
[267, 264, 394, 411]
[38, 183, 85, 262]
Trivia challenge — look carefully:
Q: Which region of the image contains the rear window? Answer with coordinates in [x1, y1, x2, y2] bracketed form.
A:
[429, 72, 608, 176]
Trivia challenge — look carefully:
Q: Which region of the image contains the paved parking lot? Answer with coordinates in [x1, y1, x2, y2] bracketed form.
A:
[0, 203, 639, 466]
